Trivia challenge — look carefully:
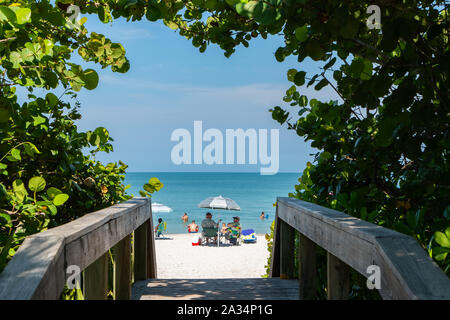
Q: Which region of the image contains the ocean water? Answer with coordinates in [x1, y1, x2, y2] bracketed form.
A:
[124, 172, 300, 235]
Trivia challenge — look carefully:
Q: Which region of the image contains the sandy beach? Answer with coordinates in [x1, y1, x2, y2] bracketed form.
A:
[154, 233, 270, 279]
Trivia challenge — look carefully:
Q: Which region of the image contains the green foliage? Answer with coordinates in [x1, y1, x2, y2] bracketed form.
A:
[0, 175, 69, 270]
[262, 219, 275, 278]
[60, 286, 84, 300]
[0, 92, 134, 271]
[0, 0, 447, 300]
[139, 177, 164, 198]
[0, 0, 135, 274]
[430, 226, 450, 274]
[0, 1, 129, 93]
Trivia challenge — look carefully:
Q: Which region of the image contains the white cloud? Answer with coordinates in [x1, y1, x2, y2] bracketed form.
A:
[98, 74, 338, 107]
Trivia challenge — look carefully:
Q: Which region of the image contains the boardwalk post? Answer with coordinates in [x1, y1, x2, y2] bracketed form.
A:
[327, 252, 350, 300]
[146, 218, 157, 278]
[83, 252, 109, 300]
[298, 234, 317, 300]
[269, 202, 281, 277]
[279, 219, 295, 279]
[134, 222, 148, 281]
[113, 234, 131, 300]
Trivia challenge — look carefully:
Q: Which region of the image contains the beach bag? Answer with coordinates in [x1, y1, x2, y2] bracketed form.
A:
[192, 236, 201, 246]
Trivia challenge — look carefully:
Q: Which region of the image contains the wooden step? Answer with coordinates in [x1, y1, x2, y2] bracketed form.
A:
[132, 278, 299, 300]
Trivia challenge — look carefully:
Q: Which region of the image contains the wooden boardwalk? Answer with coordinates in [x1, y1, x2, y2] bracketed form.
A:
[132, 278, 299, 300]
[2, 197, 450, 300]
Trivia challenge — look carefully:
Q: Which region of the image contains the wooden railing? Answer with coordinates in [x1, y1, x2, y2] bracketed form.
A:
[0, 197, 156, 300]
[270, 197, 450, 300]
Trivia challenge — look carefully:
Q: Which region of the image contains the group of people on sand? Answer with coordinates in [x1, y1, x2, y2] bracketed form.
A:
[201, 212, 241, 245]
[182, 212, 241, 245]
[155, 211, 266, 238]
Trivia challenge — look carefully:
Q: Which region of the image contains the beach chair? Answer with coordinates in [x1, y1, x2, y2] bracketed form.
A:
[201, 227, 218, 245]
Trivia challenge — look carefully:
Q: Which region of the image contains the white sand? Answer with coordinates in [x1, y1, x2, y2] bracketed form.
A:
[154, 233, 269, 279]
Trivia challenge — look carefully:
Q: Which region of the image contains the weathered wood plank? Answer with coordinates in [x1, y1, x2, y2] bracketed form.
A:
[134, 221, 148, 281]
[114, 234, 131, 300]
[277, 197, 386, 277]
[269, 203, 281, 278]
[298, 233, 317, 300]
[65, 200, 150, 272]
[277, 197, 450, 300]
[0, 235, 65, 300]
[48, 198, 150, 243]
[279, 219, 295, 279]
[132, 278, 299, 300]
[84, 252, 109, 300]
[327, 252, 350, 300]
[375, 236, 450, 300]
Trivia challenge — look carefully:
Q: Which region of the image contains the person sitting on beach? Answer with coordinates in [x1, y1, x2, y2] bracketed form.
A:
[227, 216, 241, 245]
[201, 212, 217, 229]
[188, 220, 199, 233]
[201, 212, 218, 244]
[181, 212, 189, 223]
[221, 223, 228, 234]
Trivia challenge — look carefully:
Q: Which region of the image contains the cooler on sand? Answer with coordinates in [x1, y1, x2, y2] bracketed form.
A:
[192, 235, 201, 246]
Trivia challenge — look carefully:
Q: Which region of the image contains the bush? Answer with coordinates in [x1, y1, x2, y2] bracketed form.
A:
[0, 91, 131, 272]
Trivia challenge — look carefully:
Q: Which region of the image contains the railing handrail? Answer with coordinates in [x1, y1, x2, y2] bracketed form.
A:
[271, 197, 450, 300]
[0, 197, 154, 300]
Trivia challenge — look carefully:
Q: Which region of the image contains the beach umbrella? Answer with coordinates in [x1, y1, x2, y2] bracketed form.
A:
[197, 195, 241, 211]
[151, 202, 173, 213]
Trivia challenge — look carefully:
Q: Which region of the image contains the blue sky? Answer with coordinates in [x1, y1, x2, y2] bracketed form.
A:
[27, 15, 339, 173]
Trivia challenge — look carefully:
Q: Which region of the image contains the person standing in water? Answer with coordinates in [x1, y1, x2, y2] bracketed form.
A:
[181, 212, 189, 223]
[260, 212, 265, 220]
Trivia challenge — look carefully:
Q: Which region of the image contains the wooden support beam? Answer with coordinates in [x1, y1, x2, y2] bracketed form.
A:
[134, 222, 148, 281]
[83, 252, 108, 300]
[269, 204, 281, 278]
[146, 219, 157, 279]
[113, 234, 131, 300]
[279, 219, 296, 279]
[327, 252, 350, 300]
[298, 233, 317, 300]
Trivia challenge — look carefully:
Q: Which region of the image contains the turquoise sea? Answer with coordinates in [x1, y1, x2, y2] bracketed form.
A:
[124, 172, 300, 235]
